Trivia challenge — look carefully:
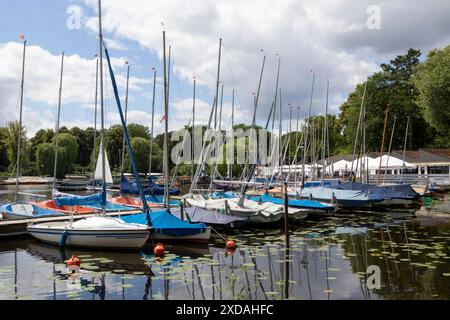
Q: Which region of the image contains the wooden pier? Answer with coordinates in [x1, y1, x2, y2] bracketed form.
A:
[0, 210, 142, 237]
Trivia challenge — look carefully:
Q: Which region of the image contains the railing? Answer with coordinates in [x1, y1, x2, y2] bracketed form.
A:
[366, 174, 450, 185]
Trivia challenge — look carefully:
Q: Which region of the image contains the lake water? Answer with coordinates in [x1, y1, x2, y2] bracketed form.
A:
[1, 185, 450, 300]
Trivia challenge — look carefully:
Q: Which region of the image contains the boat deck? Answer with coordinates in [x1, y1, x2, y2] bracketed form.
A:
[0, 210, 142, 237]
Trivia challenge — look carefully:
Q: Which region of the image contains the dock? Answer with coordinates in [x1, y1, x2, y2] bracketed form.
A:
[0, 210, 142, 237]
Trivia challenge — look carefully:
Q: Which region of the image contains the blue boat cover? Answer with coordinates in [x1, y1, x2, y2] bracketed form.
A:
[296, 187, 385, 203]
[54, 193, 103, 207]
[0, 203, 65, 217]
[171, 207, 247, 226]
[85, 201, 137, 212]
[335, 182, 418, 200]
[121, 209, 206, 236]
[145, 195, 180, 206]
[119, 175, 180, 196]
[248, 193, 334, 211]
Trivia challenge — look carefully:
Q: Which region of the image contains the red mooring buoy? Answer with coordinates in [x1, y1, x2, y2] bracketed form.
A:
[226, 240, 237, 250]
[65, 255, 81, 267]
[154, 243, 165, 257]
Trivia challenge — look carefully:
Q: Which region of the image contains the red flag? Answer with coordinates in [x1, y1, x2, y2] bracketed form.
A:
[160, 114, 166, 124]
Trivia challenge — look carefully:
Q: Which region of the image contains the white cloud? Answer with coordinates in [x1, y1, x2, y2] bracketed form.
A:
[0, 41, 152, 135]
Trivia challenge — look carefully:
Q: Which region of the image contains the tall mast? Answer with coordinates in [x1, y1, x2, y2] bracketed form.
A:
[288, 104, 292, 183]
[321, 80, 329, 186]
[301, 72, 315, 188]
[228, 89, 234, 179]
[98, 0, 106, 212]
[350, 81, 367, 182]
[191, 77, 196, 181]
[295, 106, 300, 183]
[162, 31, 170, 207]
[279, 88, 283, 180]
[383, 116, 397, 184]
[208, 39, 222, 191]
[52, 51, 65, 191]
[15, 38, 27, 203]
[400, 116, 410, 183]
[149, 68, 156, 177]
[376, 108, 389, 185]
[92, 56, 99, 185]
[120, 63, 130, 174]
[214, 39, 222, 130]
[219, 85, 224, 131]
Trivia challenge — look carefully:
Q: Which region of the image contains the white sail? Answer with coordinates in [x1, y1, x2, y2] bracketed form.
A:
[94, 141, 113, 184]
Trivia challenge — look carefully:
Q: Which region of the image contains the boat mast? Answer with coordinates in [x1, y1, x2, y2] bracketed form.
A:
[98, 0, 106, 213]
[349, 80, 367, 182]
[52, 51, 65, 191]
[400, 116, 410, 183]
[383, 116, 397, 184]
[191, 76, 196, 181]
[295, 106, 301, 184]
[376, 108, 389, 185]
[162, 31, 170, 207]
[228, 89, 234, 179]
[208, 39, 222, 192]
[15, 38, 27, 203]
[301, 72, 315, 188]
[149, 68, 156, 177]
[288, 104, 293, 183]
[121, 62, 130, 174]
[92, 56, 99, 186]
[219, 85, 224, 132]
[321, 80, 329, 186]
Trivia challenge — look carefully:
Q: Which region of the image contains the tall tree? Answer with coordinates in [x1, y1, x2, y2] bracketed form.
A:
[413, 45, 450, 144]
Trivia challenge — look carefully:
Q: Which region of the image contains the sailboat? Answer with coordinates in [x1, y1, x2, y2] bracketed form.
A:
[0, 38, 64, 220]
[27, 0, 150, 250]
[106, 29, 210, 243]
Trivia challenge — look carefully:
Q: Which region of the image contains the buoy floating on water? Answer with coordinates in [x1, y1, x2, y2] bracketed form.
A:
[154, 243, 165, 257]
[65, 255, 81, 267]
[65, 255, 81, 274]
[226, 240, 237, 250]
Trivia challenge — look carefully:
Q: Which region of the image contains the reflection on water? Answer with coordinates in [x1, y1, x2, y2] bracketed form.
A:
[0, 214, 450, 300]
[1, 186, 450, 300]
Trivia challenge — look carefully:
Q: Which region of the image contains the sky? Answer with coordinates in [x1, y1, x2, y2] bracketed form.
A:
[0, 0, 450, 137]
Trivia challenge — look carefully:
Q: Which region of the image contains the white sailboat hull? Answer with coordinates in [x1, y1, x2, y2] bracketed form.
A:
[27, 217, 150, 249]
[185, 195, 284, 223]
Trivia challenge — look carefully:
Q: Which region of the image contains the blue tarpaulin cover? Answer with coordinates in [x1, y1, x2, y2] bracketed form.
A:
[119, 175, 180, 196]
[54, 193, 103, 207]
[248, 193, 334, 211]
[335, 182, 418, 200]
[121, 209, 206, 236]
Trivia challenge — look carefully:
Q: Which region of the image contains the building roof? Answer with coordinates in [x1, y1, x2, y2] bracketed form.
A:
[326, 149, 450, 166]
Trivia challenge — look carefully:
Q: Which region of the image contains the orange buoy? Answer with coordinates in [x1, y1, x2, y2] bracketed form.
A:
[226, 240, 237, 250]
[65, 255, 81, 267]
[154, 243, 165, 257]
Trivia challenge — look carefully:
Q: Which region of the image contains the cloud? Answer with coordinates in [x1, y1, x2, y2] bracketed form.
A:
[80, 0, 450, 127]
[0, 41, 152, 135]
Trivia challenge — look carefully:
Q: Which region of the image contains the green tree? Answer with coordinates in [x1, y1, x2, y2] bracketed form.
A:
[35, 143, 71, 178]
[53, 133, 78, 173]
[124, 137, 150, 173]
[128, 123, 150, 139]
[5, 121, 28, 172]
[413, 45, 450, 142]
[30, 128, 54, 162]
[340, 49, 432, 153]
[0, 127, 9, 170]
